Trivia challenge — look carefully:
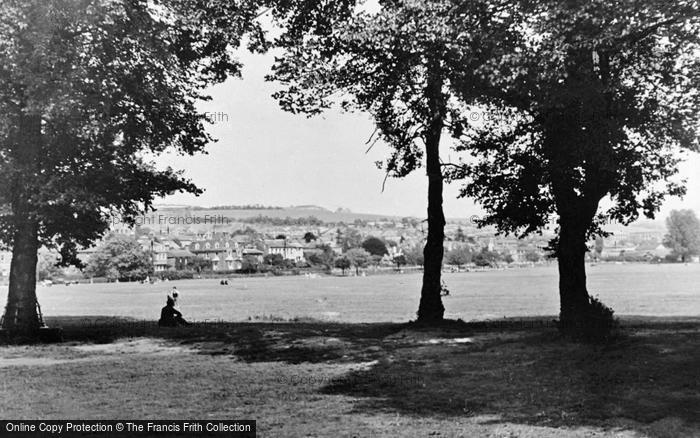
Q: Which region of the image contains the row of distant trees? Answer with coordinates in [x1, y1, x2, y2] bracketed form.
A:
[191, 204, 283, 211]
[76, 233, 401, 281]
[589, 209, 700, 263]
[240, 215, 325, 227]
[310, 236, 392, 275]
[43, 207, 699, 282]
[238, 215, 423, 228]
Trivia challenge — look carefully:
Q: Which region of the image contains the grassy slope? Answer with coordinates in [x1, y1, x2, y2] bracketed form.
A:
[1, 318, 699, 437]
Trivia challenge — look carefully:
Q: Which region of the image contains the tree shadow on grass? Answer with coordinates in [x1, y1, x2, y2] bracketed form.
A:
[319, 322, 700, 436]
[41, 315, 407, 364]
[36, 316, 700, 435]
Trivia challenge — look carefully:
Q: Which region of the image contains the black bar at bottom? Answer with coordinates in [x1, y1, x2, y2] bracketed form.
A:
[0, 420, 256, 437]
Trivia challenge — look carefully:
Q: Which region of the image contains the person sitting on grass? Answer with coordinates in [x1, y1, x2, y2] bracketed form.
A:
[158, 296, 190, 327]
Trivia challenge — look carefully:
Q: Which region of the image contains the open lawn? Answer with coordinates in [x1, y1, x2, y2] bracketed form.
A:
[1, 318, 699, 437]
[5, 263, 699, 323]
[1, 264, 699, 437]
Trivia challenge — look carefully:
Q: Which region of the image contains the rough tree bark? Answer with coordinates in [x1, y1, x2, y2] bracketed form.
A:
[417, 61, 446, 323]
[547, 108, 606, 337]
[2, 219, 41, 335]
[2, 114, 43, 336]
[557, 216, 592, 334]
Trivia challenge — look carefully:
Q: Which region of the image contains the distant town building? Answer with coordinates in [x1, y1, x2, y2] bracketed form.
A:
[189, 237, 244, 271]
[633, 242, 671, 259]
[242, 248, 265, 264]
[167, 249, 196, 271]
[152, 242, 171, 273]
[265, 239, 305, 262]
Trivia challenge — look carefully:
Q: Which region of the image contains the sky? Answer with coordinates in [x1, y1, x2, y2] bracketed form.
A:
[156, 49, 700, 220]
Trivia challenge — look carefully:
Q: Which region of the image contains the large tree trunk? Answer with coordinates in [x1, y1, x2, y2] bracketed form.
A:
[417, 64, 446, 323]
[2, 113, 43, 337]
[2, 219, 41, 336]
[557, 219, 591, 335]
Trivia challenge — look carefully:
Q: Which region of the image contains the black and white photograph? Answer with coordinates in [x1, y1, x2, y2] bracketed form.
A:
[1, 0, 699, 436]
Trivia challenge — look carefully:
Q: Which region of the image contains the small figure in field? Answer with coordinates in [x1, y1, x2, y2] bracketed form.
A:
[440, 281, 450, 296]
[170, 287, 179, 308]
[158, 296, 190, 327]
[220, 279, 229, 285]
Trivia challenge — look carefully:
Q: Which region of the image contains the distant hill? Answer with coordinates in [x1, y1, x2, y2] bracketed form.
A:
[289, 205, 329, 211]
[150, 204, 403, 224]
[189, 204, 283, 211]
[148, 203, 669, 234]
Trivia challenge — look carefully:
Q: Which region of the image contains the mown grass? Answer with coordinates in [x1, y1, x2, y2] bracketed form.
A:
[1, 317, 699, 437]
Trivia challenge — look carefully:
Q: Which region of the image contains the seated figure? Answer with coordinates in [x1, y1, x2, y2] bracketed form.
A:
[158, 296, 190, 327]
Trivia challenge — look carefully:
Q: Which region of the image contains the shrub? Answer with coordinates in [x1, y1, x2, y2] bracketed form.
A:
[158, 270, 195, 281]
[211, 269, 244, 276]
[576, 295, 619, 343]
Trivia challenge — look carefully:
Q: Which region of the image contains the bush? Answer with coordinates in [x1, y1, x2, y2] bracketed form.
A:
[664, 254, 681, 263]
[211, 269, 245, 276]
[236, 265, 272, 274]
[157, 270, 195, 281]
[574, 295, 619, 343]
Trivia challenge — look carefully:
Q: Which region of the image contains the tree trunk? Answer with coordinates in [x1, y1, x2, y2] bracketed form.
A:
[557, 220, 591, 335]
[417, 63, 446, 323]
[2, 113, 43, 337]
[2, 219, 41, 336]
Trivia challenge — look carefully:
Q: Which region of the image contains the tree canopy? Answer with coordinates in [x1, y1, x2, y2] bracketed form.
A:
[0, 0, 264, 261]
[444, 0, 700, 338]
[305, 244, 336, 270]
[0, 0, 266, 334]
[449, 0, 700, 238]
[393, 254, 407, 268]
[334, 255, 351, 274]
[445, 247, 472, 268]
[85, 235, 152, 281]
[269, 0, 518, 322]
[337, 228, 363, 252]
[263, 253, 286, 267]
[361, 236, 388, 257]
[345, 248, 371, 275]
[663, 209, 700, 262]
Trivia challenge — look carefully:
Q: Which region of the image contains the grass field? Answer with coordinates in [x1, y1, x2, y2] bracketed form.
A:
[1, 318, 699, 437]
[1, 263, 699, 437]
[6, 263, 699, 324]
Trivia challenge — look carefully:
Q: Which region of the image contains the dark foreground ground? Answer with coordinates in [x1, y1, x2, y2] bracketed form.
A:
[1, 316, 699, 437]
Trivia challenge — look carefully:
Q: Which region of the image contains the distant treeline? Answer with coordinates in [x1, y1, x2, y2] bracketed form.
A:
[190, 204, 283, 210]
[239, 215, 325, 226]
[231, 215, 433, 228]
[235, 215, 408, 227]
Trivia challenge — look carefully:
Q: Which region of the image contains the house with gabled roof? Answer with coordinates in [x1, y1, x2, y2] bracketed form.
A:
[167, 249, 196, 270]
[189, 237, 243, 271]
[265, 239, 305, 262]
